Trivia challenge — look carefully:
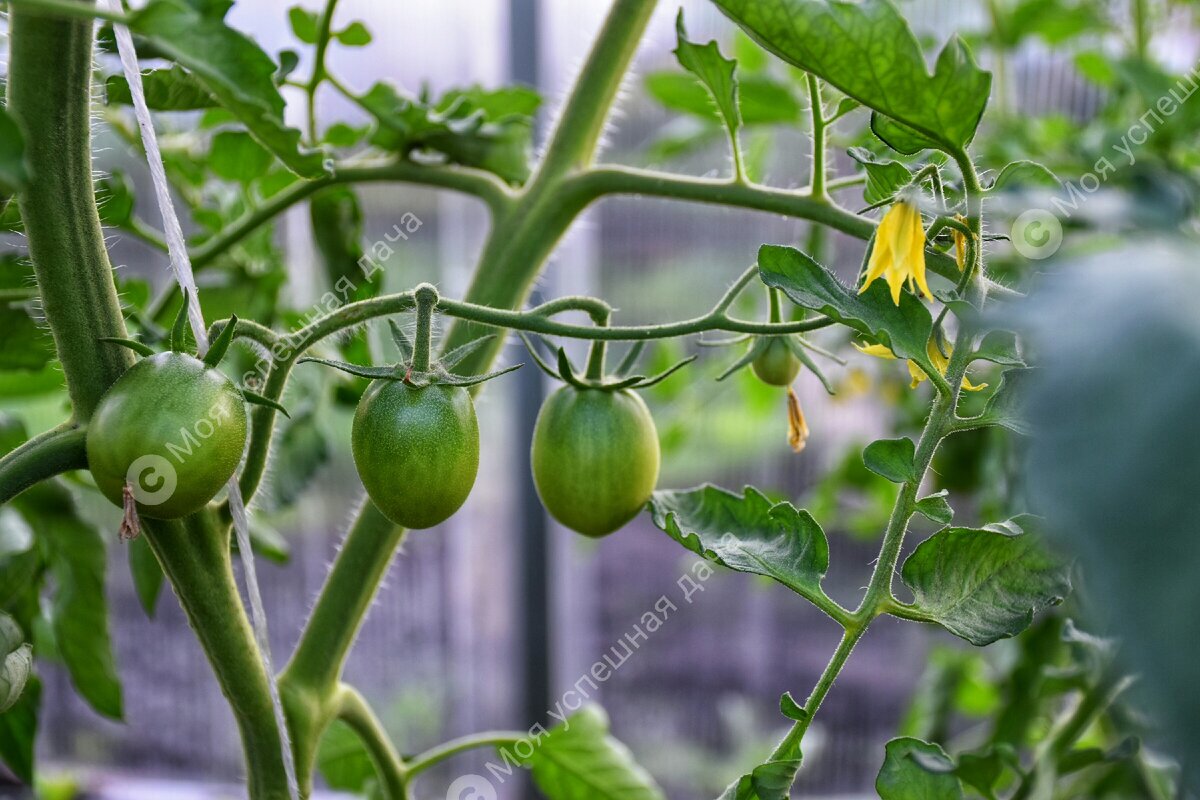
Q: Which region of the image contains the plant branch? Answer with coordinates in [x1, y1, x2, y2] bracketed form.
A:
[405, 731, 528, 780]
[190, 159, 513, 269]
[305, 0, 341, 142]
[806, 73, 828, 199]
[335, 684, 408, 800]
[0, 424, 87, 506]
[4, 0, 128, 24]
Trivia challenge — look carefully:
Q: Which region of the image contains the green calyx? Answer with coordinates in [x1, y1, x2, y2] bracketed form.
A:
[302, 284, 522, 389]
[98, 290, 289, 417]
[519, 333, 695, 392]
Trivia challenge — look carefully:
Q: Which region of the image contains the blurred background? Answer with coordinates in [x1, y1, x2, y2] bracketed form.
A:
[3, 0, 1200, 798]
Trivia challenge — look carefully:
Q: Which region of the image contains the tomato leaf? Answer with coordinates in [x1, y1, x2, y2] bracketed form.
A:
[0, 675, 39, 782]
[648, 485, 830, 603]
[287, 6, 319, 43]
[914, 491, 954, 525]
[989, 159, 1059, 192]
[130, 0, 327, 178]
[270, 407, 330, 509]
[863, 437, 917, 483]
[0, 611, 32, 713]
[900, 520, 1071, 646]
[847, 147, 914, 206]
[316, 719, 376, 792]
[970, 330, 1025, 367]
[209, 130, 274, 184]
[710, 0, 990, 153]
[972, 367, 1035, 435]
[127, 535, 164, 618]
[335, 21, 372, 47]
[876, 737, 964, 800]
[758, 244, 936, 373]
[104, 66, 218, 111]
[22, 483, 123, 719]
[0, 271, 55, 371]
[513, 705, 664, 800]
[0, 106, 29, 195]
[672, 11, 741, 143]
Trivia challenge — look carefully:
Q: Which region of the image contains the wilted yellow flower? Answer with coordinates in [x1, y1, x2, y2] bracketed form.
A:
[860, 199, 931, 305]
[786, 386, 809, 453]
[952, 213, 969, 272]
[854, 340, 987, 392]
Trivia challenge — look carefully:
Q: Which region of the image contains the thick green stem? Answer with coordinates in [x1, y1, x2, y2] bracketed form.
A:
[806, 73, 827, 199]
[143, 514, 292, 799]
[7, 4, 134, 419]
[411, 284, 437, 372]
[0, 425, 87, 506]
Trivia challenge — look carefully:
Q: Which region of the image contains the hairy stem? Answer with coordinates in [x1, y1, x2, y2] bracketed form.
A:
[0, 425, 87, 506]
[806, 73, 827, 199]
[335, 685, 407, 800]
[8, 3, 134, 419]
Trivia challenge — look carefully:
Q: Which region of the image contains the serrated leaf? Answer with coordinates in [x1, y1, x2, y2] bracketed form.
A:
[974, 367, 1035, 435]
[104, 66, 218, 111]
[711, 0, 990, 152]
[21, 484, 123, 719]
[0, 675, 39, 782]
[130, 0, 327, 178]
[863, 437, 917, 483]
[914, 491, 954, 525]
[758, 244, 936, 374]
[876, 737, 964, 800]
[901, 522, 1071, 646]
[648, 485, 829, 602]
[0, 107, 28, 195]
[513, 705, 664, 800]
[971, 330, 1024, 367]
[848, 147, 913, 205]
[673, 11, 741, 144]
[0, 612, 32, 713]
[989, 160, 1059, 191]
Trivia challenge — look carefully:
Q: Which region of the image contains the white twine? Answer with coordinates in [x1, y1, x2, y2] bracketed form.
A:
[107, 8, 300, 798]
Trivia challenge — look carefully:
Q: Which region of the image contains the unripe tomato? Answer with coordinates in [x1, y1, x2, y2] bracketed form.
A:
[86, 352, 248, 520]
[751, 338, 801, 386]
[352, 380, 479, 529]
[531, 386, 659, 537]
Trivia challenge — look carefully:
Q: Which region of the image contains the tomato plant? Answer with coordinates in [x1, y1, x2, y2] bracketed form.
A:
[0, 0, 1191, 798]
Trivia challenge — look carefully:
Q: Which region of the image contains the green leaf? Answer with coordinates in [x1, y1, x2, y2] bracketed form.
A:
[749, 759, 802, 799]
[310, 185, 369, 296]
[128, 535, 164, 618]
[130, 0, 327, 178]
[335, 21, 372, 46]
[973, 367, 1035, 435]
[22, 484, 123, 719]
[361, 82, 538, 184]
[0, 107, 29, 195]
[287, 6, 319, 43]
[779, 691, 807, 722]
[848, 147, 913, 205]
[914, 491, 954, 525]
[104, 66, 218, 111]
[0, 301, 55, 371]
[316, 719, 375, 792]
[863, 437, 917, 483]
[648, 485, 830, 602]
[514, 705, 664, 800]
[758, 244, 935, 371]
[672, 11, 741, 143]
[989, 160, 1059, 191]
[95, 172, 136, 229]
[270, 408, 330, 509]
[876, 737, 963, 800]
[0, 612, 32, 713]
[970, 330, 1024, 367]
[209, 130, 274, 184]
[710, 0, 990, 152]
[0, 675, 39, 782]
[901, 520, 1071, 646]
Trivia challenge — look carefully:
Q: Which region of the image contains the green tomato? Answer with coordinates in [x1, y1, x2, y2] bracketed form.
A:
[531, 385, 660, 538]
[751, 337, 801, 386]
[86, 352, 248, 520]
[352, 380, 479, 529]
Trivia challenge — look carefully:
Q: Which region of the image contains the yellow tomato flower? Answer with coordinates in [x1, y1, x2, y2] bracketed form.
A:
[854, 340, 987, 392]
[860, 199, 932, 305]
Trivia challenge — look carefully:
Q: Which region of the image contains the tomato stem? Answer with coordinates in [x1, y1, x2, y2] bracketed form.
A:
[411, 283, 438, 372]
